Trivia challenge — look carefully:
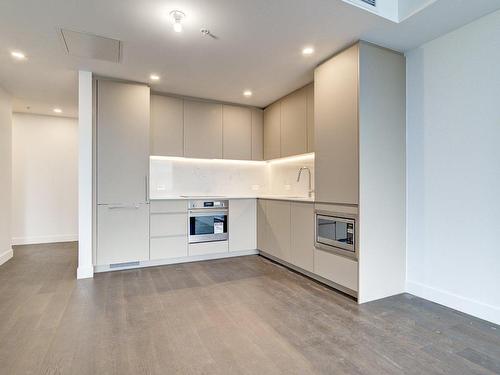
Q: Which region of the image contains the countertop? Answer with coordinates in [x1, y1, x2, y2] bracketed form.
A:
[150, 195, 315, 203]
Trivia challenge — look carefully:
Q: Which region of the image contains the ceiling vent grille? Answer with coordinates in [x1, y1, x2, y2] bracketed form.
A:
[360, 0, 376, 6]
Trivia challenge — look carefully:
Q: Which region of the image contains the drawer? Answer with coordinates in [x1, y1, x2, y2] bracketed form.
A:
[150, 200, 187, 213]
[189, 241, 228, 256]
[150, 236, 188, 260]
[150, 213, 187, 237]
[314, 248, 358, 292]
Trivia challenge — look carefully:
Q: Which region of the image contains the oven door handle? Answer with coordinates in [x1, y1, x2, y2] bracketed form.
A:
[188, 210, 228, 217]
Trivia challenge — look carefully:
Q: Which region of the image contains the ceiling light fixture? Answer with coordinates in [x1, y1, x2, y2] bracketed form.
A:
[170, 10, 186, 33]
[53, 108, 62, 114]
[150, 74, 160, 81]
[243, 90, 253, 98]
[302, 47, 315, 56]
[11, 51, 26, 60]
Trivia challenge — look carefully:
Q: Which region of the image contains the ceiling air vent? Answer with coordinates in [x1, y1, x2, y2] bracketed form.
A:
[360, 0, 376, 6]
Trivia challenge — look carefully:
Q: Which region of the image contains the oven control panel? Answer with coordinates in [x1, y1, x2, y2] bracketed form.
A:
[188, 200, 229, 210]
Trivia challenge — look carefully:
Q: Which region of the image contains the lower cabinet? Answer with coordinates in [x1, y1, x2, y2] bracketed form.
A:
[290, 202, 314, 272]
[189, 241, 228, 256]
[97, 203, 150, 265]
[266, 200, 292, 262]
[229, 199, 256, 252]
[314, 248, 358, 292]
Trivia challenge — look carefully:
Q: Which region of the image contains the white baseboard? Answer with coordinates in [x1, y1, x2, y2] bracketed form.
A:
[0, 248, 13, 266]
[77, 265, 94, 279]
[94, 249, 259, 273]
[12, 234, 78, 245]
[406, 280, 500, 326]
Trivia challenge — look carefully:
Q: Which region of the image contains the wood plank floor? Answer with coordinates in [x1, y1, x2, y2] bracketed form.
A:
[0, 242, 499, 375]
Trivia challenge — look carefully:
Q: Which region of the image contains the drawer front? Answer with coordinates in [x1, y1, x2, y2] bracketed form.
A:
[150, 213, 187, 237]
[150, 236, 187, 260]
[189, 241, 228, 256]
[150, 200, 187, 213]
[314, 248, 358, 291]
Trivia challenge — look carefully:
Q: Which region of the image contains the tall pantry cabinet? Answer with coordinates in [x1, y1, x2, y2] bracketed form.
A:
[95, 80, 151, 266]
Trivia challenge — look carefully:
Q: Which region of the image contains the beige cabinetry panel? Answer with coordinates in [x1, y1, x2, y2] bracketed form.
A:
[265, 200, 291, 262]
[306, 83, 314, 152]
[314, 248, 358, 292]
[314, 44, 359, 204]
[263, 101, 281, 160]
[189, 241, 228, 256]
[97, 204, 150, 265]
[97, 80, 150, 204]
[150, 237, 187, 260]
[223, 105, 252, 160]
[251, 108, 264, 160]
[281, 88, 307, 157]
[257, 199, 268, 252]
[184, 100, 223, 159]
[150, 95, 184, 157]
[229, 199, 257, 252]
[290, 202, 314, 272]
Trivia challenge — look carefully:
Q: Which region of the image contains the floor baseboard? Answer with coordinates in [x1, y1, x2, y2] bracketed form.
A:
[0, 248, 13, 266]
[12, 234, 78, 245]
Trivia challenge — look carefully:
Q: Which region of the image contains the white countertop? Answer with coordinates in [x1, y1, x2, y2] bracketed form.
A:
[150, 195, 315, 203]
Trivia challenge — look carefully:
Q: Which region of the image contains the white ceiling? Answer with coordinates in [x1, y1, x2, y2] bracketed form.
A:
[0, 0, 499, 117]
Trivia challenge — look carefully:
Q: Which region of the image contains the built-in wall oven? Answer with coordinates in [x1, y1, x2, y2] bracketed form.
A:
[188, 200, 229, 244]
[315, 212, 357, 258]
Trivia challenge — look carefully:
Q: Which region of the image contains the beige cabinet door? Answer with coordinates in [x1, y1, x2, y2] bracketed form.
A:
[251, 108, 264, 160]
[97, 80, 150, 204]
[257, 199, 268, 252]
[314, 44, 359, 204]
[290, 202, 314, 272]
[184, 100, 223, 159]
[281, 88, 307, 157]
[150, 95, 184, 157]
[306, 83, 314, 152]
[263, 102, 281, 160]
[223, 105, 252, 160]
[229, 199, 256, 252]
[97, 204, 150, 265]
[266, 200, 291, 262]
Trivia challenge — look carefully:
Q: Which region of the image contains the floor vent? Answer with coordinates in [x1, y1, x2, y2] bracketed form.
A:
[360, 0, 376, 6]
[110, 261, 140, 269]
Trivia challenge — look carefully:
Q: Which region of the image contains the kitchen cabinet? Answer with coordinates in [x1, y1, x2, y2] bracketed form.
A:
[315, 43, 359, 205]
[184, 100, 223, 159]
[150, 95, 184, 157]
[229, 199, 256, 252]
[281, 88, 307, 157]
[96, 204, 150, 265]
[223, 105, 252, 160]
[290, 202, 314, 272]
[306, 83, 314, 152]
[257, 199, 269, 253]
[263, 101, 281, 160]
[97, 80, 150, 204]
[265, 200, 291, 262]
[314, 248, 358, 292]
[251, 108, 264, 160]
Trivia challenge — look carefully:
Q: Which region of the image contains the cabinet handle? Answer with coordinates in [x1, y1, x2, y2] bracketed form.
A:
[145, 175, 149, 203]
[108, 205, 140, 210]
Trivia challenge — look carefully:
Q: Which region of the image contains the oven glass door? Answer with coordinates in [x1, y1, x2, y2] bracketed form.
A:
[189, 211, 228, 243]
[316, 215, 355, 252]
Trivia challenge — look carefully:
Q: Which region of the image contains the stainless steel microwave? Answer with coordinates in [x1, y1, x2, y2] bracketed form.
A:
[315, 213, 356, 256]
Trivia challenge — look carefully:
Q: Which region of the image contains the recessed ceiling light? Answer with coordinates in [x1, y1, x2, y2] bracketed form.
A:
[243, 90, 253, 98]
[302, 47, 315, 56]
[53, 108, 62, 114]
[150, 74, 160, 81]
[170, 10, 185, 33]
[11, 51, 26, 60]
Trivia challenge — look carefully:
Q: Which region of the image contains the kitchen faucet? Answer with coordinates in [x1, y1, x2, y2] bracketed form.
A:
[296, 167, 314, 198]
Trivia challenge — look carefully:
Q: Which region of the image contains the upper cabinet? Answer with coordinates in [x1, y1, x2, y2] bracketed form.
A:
[150, 95, 184, 157]
[223, 105, 252, 160]
[315, 44, 359, 205]
[263, 101, 281, 160]
[97, 80, 150, 204]
[263, 83, 314, 159]
[281, 88, 307, 157]
[184, 100, 223, 159]
[251, 108, 264, 160]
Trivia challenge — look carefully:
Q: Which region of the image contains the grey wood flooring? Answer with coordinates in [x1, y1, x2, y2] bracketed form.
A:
[0, 242, 498, 375]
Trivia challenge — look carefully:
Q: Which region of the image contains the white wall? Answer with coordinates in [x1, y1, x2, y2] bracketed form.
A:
[406, 9, 500, 324]
[12, 113, 78, 245]
[0, 86, 12, 265]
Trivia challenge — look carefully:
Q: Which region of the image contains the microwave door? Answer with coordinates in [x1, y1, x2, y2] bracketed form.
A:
[317, 215, 336, 247]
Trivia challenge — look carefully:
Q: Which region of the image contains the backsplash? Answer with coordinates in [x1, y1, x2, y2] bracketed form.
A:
[149, 153, 314, 199]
